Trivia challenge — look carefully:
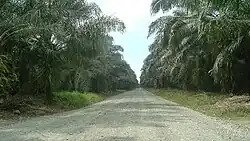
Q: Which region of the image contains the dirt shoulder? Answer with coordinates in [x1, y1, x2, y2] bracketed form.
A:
[147, 88, 250, 129]
[0, 90, 125, 127]
[0, 89, 249, 141]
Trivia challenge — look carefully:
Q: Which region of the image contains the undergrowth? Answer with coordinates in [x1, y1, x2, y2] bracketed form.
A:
[53, 92, 104, 109]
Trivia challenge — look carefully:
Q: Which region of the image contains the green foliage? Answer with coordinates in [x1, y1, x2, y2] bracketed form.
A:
[53, 92, 104, 109]
[0, 55, 18, 96]
[0, 0, 138, 104]
[141, 0, 250, 93]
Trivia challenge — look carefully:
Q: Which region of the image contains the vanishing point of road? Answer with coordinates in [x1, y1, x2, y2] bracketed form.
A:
[0, 89, 249, 141]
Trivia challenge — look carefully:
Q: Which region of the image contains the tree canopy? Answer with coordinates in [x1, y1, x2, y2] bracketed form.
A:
[140, 0, 250, 93]
[0, 0, 138, 104]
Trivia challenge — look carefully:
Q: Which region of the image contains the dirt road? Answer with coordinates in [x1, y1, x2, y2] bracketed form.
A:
[0, 89, 249, 141]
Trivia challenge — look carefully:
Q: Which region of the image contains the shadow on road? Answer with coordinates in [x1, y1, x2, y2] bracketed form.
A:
[0, 90, 193, 141]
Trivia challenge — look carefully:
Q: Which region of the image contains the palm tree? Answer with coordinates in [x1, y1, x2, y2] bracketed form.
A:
[1, 0, 137, 104]
[141, 0, 250, 93]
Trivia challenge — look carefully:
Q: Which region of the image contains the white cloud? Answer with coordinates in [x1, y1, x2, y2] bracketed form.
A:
[89, 0, 152, 31]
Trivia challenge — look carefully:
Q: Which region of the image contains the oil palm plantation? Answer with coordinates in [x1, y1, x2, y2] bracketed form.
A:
[0, 0, 138, 103]
[141, 0, 250, 93]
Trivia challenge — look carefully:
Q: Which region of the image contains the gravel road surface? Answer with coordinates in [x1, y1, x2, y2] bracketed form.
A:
[0, 88, 249, 141]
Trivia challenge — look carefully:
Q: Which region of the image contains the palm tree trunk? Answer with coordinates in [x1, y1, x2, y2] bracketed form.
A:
[46, 74, 52, 105]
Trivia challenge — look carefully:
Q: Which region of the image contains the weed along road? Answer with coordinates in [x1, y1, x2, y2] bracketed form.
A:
[0, 89, 249, 141]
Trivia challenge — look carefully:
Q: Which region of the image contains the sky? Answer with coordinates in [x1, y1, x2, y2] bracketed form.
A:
[88, 0, 162, 80]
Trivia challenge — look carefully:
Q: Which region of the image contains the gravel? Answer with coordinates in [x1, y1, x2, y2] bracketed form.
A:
[0, 88, 249, 141]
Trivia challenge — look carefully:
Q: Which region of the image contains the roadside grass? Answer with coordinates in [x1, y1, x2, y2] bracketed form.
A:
[148, 89, 250, 120]
[0, 90, 126, 123]
[53, 91, 105, 110]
